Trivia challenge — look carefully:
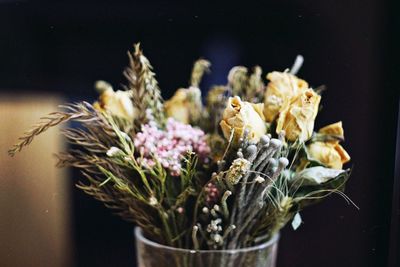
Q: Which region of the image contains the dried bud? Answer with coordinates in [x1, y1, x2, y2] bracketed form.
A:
[220, 96, 266, 144]
[106, 146, 124, 157]
[149, 196, 158, 206]
[255, 176, 265, 183]
[270, 138, 282, 149]
[93, 82, 137, 121]
[260, 135, 270, 145]
[278, 157, 289, 168]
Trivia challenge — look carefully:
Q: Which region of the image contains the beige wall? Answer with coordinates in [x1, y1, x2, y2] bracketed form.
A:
[0, 94, 72, 267]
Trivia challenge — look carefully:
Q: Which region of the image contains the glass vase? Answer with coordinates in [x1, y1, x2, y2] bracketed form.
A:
[135, 227, 279, 267]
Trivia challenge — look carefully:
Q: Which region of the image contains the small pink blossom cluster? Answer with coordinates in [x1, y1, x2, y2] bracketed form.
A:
[205, 182, 220, 206]
[133, 118, 210, 176]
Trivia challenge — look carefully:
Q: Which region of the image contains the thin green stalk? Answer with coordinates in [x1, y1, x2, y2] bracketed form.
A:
[159, 208, 174, 246]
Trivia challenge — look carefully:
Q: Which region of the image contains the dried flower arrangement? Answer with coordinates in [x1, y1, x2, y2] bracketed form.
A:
[9, 44, 355, 252]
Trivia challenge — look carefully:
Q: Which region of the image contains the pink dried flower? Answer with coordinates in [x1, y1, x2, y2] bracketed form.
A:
[205, 182, 220, 206]
[133, 118, 210, 176]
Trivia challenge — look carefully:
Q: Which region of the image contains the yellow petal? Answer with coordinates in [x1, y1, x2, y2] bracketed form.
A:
[276, 89, 321, 142]
[251, 103, 265, 120]
[95, 87, 136, 120]
[319, 121, 344, 139]
[308, 142, 343, 169]
[334, 143, 351, 164]
[263, 71, 309, 122]
[164, 89, 190, 124]
[219, 120, 234, 140]
[93, 101, 102, 112]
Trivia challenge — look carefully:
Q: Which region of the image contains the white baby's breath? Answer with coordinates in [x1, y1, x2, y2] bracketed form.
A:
[106, 146, 123, 157]
[255, 176, 265, 183]
[149, 196, 158, 206]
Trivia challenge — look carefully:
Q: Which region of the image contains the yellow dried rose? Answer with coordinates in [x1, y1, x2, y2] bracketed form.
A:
[164, 88, 190, 124]
[276, 89, 321, 141]
[164, 87, 202, 124]
[93, 80, 137, 120]
[308, 142, 350, 169]
[220, 96, 266, 143]
[307, 122, 350, 169]
[263, 71, 309, 122]
[318, 121, 344, 139]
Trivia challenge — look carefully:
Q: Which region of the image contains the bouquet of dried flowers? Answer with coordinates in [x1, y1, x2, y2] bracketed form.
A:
[9, 44, 354, 255]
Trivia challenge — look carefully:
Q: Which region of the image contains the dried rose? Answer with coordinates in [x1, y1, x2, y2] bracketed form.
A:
[307, 141, 350, 169]
[164, 87, 202, 124]
[276, 89, 321, 141]
[318, 121, 344, 139]
[93, 80, 137, 120]
[164, 88, 190, 124]
[220, 96, 266, 143]
[306, 121, 350, 169]
[263, 71, 309, 122]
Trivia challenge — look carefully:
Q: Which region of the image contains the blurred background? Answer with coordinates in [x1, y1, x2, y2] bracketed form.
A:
[0, 0, 399, 266]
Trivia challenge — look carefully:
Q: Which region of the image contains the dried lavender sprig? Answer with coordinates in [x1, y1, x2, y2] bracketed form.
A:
[225, 145, 259, 247]
[231, 157, 289, 248]
[241, 138, 281, 208]
[261, 158, 289, 202]
[258, 143, 282, 173]
[244, 137, 280, 202]
[252, 138, 282, 170]
[225, 135, 286, 249]
[226, 135, 259, 240]
[244, 158, 290, 239]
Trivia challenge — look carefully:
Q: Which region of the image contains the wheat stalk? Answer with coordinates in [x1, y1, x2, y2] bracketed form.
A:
[190, 59, 211, 88]
[123, 43, 165, 128]
[8, 102, 98, 156]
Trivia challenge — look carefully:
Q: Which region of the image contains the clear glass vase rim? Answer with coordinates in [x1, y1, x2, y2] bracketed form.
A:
[134, 227, 280, 254]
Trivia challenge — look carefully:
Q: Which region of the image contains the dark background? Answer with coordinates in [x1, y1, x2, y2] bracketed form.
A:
[1, 0, 399, 266]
